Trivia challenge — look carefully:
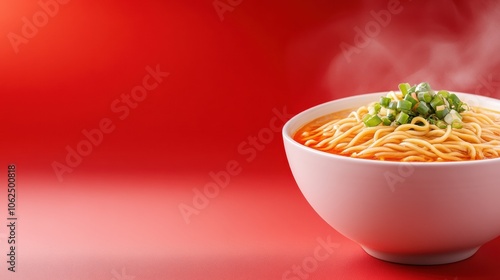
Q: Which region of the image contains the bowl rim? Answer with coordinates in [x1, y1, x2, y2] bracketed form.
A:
[283, 91, 500, 166]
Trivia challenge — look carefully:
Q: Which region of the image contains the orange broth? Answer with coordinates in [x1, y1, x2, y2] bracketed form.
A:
[293, 109, 354, 155]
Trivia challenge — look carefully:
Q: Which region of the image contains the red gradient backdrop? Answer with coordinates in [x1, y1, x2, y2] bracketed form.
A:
[1, 1, 500, 279]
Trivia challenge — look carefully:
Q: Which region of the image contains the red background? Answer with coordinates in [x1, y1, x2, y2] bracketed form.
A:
[1, 0, 500, 279]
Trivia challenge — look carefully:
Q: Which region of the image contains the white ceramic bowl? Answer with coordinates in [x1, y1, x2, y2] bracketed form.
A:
[283, 92, 500, 265]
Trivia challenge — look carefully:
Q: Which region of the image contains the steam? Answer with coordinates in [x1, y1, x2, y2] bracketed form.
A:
[287, 1, 500, 100]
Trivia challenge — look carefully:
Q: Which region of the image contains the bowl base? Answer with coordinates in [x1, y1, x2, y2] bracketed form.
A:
[361, 246, 480, 265]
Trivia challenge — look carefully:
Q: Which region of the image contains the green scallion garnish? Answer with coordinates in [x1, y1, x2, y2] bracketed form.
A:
[363, 114, 382, 127]
[364, 82, 468, 128]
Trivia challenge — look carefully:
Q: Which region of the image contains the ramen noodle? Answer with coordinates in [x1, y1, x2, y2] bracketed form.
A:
[294, 83, 500, 162]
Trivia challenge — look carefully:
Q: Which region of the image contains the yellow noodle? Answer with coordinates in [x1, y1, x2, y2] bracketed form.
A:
[294, 105, 500, 161]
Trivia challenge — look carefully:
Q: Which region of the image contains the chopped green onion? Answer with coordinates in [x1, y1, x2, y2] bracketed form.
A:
[444, 109, 462, 124]
[415, 82, 432, 93]
[430, 95, 445, 110]
[437, 90, 450, 98]
[435, 105, 449, 119]
[395, 112, 410, 124]
[447, 93, 462, 110]
[398, 83, 411, 95]
[379, 96, 391, 107]
[362, 113, 371, 123]
[435, 120, 448, 129]
[416, 102, 431, 116]
[368, 103, 378, 115]
[458, 103, 469, 113]
[364, 114, 382, 127]
[407, 85, 416, 94]
[379, 107, 387, 116]
[381, 116, 392, 126]
[397, 100, 412, 112]
[452, 109, 462, 120]
[417, 91, 432, 103]
[387, 109, 396, 121]
[404, 94, 418, 107]
[388, 101, 398, 110]
[361, 82, 469, 129]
